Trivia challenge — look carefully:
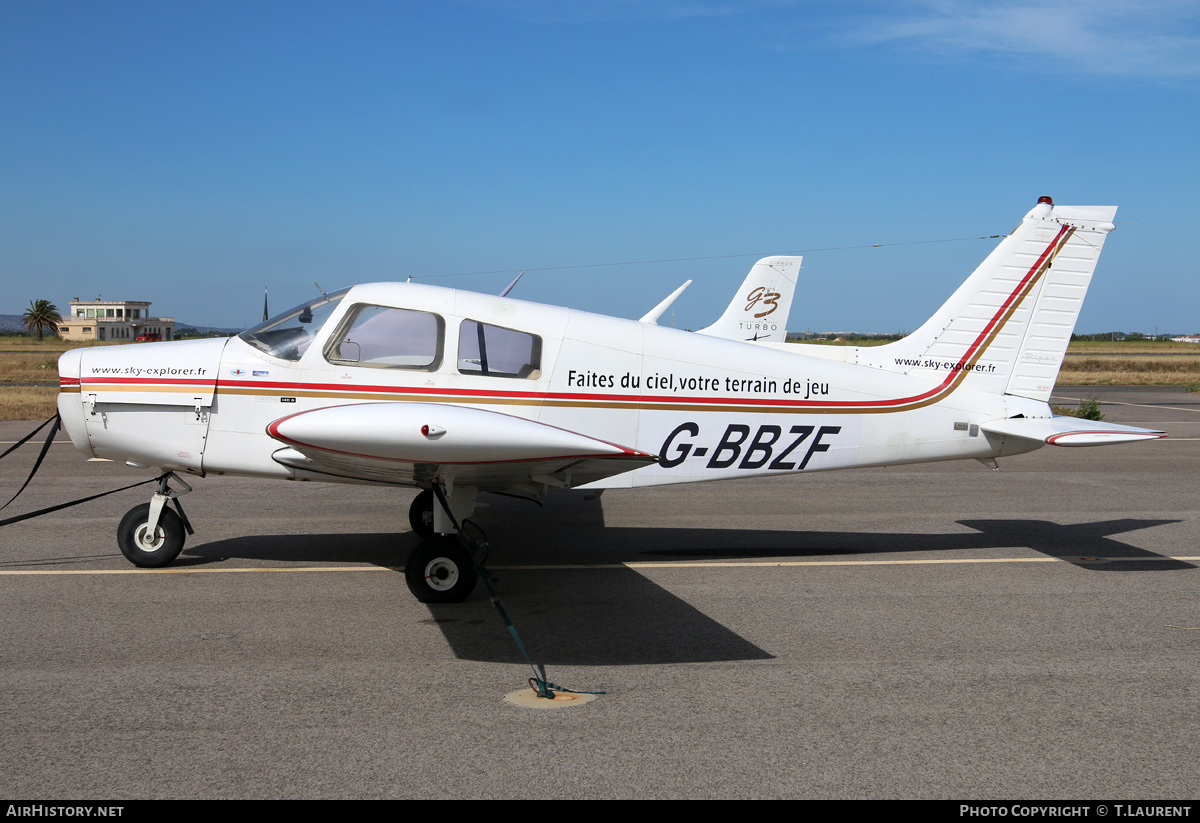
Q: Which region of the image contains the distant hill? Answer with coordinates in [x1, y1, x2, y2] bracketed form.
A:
[0, 314, 30, 333]
[173, 323, 246, 336]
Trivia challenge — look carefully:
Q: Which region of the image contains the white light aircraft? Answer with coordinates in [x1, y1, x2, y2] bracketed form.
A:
[56, 197, 1164, 602]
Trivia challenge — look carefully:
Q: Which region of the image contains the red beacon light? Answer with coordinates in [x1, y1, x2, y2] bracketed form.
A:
[1037, 196, 1053, 205]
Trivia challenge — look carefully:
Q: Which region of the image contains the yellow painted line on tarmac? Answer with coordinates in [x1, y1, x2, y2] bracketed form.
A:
[2, 556, 1197, 576]
[0, 565, 398, 575]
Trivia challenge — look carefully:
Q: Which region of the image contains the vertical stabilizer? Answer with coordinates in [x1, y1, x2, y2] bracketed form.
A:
[697, 256, 801, 344]
[863, 198, 1116, 400]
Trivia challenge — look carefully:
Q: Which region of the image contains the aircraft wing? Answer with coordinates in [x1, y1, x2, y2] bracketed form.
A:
[980, 416, 1166, 447]
[266, 402, 657, 491]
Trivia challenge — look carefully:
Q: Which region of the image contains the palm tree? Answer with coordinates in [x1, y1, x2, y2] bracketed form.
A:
[22, 299, 62, 341]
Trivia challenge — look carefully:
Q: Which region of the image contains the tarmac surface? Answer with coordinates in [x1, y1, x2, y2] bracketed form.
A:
[0, 387, 1196, 799]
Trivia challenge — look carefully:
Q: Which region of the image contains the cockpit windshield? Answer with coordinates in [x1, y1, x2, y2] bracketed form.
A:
[238, 288, 351, 361]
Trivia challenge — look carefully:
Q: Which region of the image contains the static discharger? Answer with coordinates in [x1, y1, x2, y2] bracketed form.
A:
[504, 688, 597, 710]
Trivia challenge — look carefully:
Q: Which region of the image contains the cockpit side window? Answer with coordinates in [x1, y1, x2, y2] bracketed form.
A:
[457, 320, 541, 379]
[323, 304, 444, 370]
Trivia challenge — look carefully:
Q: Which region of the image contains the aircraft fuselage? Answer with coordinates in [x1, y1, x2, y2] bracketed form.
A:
[57, 281, 1044, 496]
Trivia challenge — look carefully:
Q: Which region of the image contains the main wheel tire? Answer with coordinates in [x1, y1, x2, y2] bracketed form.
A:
[117, 503, 185, 568]
[408, 489, 435, 538]
[405, 536, 478, 603]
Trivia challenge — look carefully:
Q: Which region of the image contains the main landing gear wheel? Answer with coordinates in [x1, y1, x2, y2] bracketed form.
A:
[408, 489, 435, 538]
[117, 503, 185, 568]
[405, 536, 478, 603]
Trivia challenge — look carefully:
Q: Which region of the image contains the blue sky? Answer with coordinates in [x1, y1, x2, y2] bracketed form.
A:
[3, 0, 1198, 333]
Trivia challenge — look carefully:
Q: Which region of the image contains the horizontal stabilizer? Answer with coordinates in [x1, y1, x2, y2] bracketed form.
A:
[980, 416, 1165, 447]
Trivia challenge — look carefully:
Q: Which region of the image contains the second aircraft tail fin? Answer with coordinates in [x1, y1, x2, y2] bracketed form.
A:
[696, 256, 801, 344]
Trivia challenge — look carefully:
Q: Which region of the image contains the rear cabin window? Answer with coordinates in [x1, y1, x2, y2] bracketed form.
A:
[324, 305, 444, 370]
[457, 320, 541, 379]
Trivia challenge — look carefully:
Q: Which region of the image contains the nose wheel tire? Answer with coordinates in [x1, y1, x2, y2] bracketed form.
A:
[117, 503, 185, 568]
[408, 489, 435, 538]
[405, 536, 478, 603]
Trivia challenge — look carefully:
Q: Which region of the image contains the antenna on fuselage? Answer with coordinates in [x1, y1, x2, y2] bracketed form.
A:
[499, 270, 526, 297]
[314, 282, 327, 297]
[640, 280, 692, 325]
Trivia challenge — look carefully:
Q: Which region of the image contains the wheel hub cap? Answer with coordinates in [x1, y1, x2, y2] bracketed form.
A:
[134, 524, 166, 552]
[424, 557, 459, 591]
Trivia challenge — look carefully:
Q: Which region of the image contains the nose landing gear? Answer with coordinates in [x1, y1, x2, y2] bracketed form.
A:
[116, 473, 194, 568]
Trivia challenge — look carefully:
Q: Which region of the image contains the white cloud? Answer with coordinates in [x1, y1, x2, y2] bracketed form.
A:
[837, 1, 1200, 79]
[469, 0, 1200, 78]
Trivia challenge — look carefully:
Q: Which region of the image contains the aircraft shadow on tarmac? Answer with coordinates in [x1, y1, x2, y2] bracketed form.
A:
[179, 512, 1190, 667]
[644, 518, 1193, 572]
[179, 531, 774, 666]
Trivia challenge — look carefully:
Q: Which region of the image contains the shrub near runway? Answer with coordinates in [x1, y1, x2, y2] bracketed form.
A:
[0, 338, 125, 421]
[1057, 355, 1200, 385]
